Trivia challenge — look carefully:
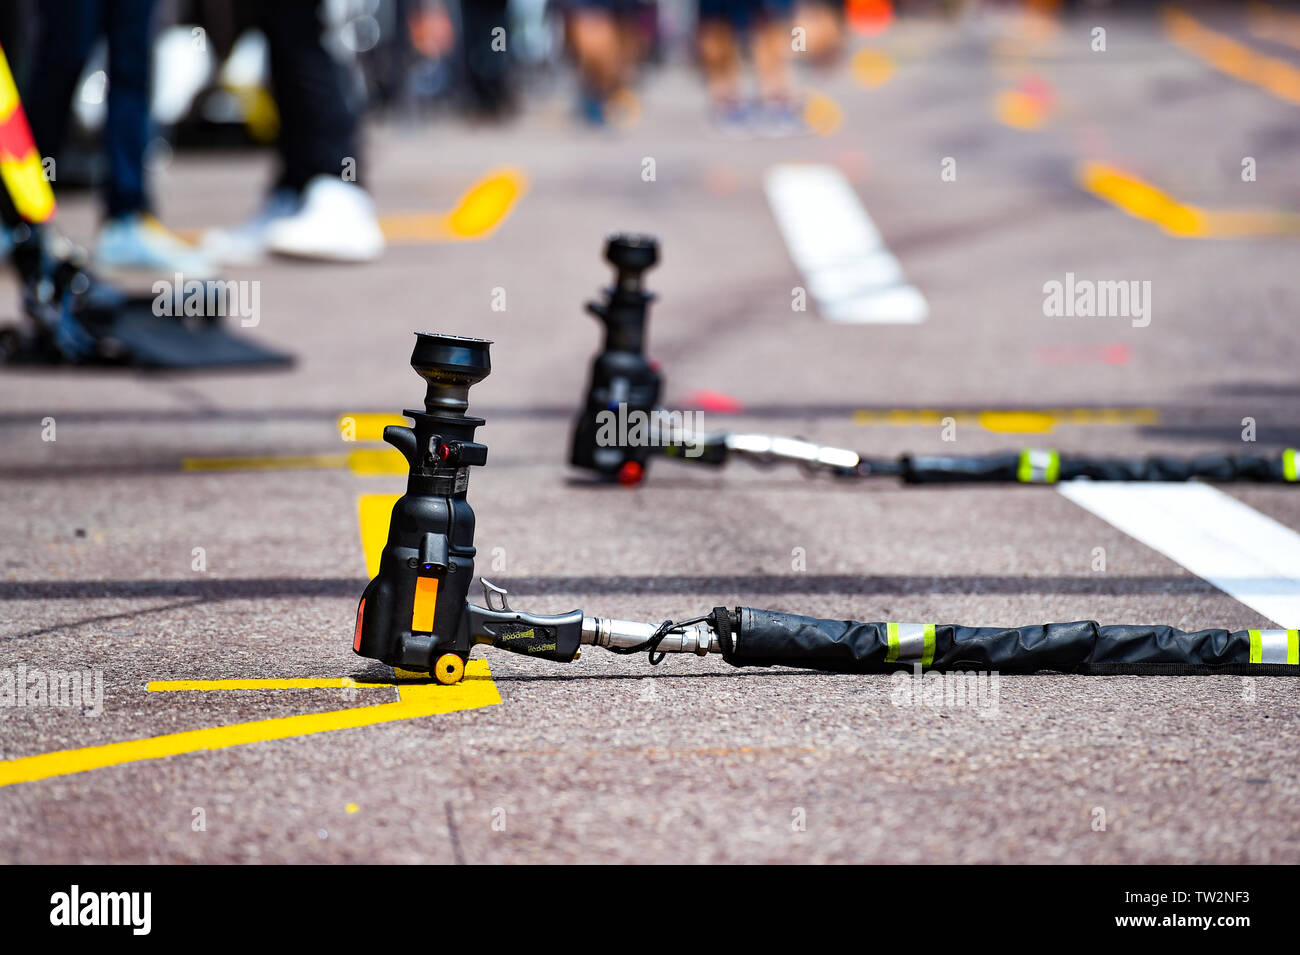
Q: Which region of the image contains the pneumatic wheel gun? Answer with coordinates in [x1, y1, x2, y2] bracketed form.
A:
[569, 233, 663, 486]
[352, 333, 586, 684]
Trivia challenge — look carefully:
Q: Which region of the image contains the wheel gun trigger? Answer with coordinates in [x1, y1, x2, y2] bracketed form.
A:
[481, 579, 511, 613]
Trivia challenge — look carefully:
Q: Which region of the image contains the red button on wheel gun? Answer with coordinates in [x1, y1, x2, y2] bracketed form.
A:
[617, 461, 644, 486]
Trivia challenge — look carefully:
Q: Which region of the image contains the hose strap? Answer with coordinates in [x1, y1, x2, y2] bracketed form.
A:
[712, 607, 735, 658]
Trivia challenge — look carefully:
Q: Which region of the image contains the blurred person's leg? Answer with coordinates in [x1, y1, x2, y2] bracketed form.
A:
[98, 0, 214, 275]
[24, 0, 99, 169]
[27, 0, 213, 275]
[261, 0, 359, 196]
[458, 0, 513, 118]
[751, 0, 795, 104]
[208, 0, 383, 263]
[569, 1, 627, 124]
[697, 0, 744, 120]
[101, 0, 152, 219]
[792, 0, 843, 66]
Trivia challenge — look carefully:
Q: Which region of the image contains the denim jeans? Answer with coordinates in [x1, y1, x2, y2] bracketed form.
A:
[26, 0, 157, 219]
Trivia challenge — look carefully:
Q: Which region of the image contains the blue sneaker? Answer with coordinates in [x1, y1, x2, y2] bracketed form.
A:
[97, 212, 216, 278]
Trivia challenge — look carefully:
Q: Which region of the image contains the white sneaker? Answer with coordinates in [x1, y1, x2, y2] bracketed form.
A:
[264, 176, 385, 263]
[202, 188, 301, 266]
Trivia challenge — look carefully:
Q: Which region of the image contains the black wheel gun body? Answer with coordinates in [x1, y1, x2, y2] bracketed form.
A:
[353, 333, 583, 684]
[569, 233, 663, 486]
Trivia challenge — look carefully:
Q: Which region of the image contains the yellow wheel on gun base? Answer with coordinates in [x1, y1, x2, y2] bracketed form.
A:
[433, 653, 465, 686]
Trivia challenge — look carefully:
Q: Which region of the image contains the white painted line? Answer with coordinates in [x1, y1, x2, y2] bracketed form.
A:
[1058, 482, 1300, 628]
[764, 164, 928, 324]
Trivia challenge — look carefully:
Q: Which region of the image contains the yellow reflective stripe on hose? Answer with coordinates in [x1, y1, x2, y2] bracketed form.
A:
[1017, 448, 1060, 483]
[1249, 629, 1299, 664]
[886, 622, 936, 666]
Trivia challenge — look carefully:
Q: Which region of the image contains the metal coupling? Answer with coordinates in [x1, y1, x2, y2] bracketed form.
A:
[581, 617, 719, 655]
[724, 433, 860, 471]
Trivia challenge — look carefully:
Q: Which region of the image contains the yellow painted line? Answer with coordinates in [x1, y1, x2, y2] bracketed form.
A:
[1078, 161, 1300, 238]
[977, 411, 1056, 434]
[337, 415, 416, 471]
[446, 168, 526, 238]
[181, 449, 405, 475]
[147, 678, 393, 691]
[346, 448, 407, 475]
[378, 212, 448, 243]
[1078, 161, 1206, 236]
[852, 407, 1160, 431]
[1195, 208, 1300, 238]
[359, 493, 401, 578]
[182, 454, 348, 472]
[380, 167, 527, 244]
[1164, 6, 1300, 105]
[1055, 407, 1160, 425]
[393, 666, 430, 680]
[0, 662, 499, 789]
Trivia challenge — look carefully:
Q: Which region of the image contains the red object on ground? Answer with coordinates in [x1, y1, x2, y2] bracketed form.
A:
[683, 390, 744, 414]
[847, 0, 894, 36]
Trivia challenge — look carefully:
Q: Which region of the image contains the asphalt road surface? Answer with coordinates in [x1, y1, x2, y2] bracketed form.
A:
[2, 4, 1299, 863]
